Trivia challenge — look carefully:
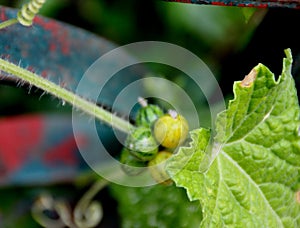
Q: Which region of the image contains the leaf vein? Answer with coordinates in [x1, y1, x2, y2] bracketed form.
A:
[221, 151, 284, 227]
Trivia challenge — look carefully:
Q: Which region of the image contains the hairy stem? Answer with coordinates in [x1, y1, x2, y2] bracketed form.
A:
[0, 59, 135, 133]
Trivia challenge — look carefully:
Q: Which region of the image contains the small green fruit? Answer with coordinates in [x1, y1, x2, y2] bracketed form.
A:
[120, 148, 147, 176]
[125, 126, 158, 161]
[135, 98, 164, 127]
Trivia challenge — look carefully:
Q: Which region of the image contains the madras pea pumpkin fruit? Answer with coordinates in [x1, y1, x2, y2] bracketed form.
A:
[153, 110, 189, 149]
[125, 126, 158, 161]
[120, 148, 147, 176]
[148, 151, 173, 185]
[135, 97, 164, 127]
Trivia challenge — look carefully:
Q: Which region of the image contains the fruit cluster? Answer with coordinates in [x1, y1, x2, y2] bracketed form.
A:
[119, 98, 189, 185]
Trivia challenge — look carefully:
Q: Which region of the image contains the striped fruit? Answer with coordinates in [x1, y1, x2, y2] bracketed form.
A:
[153, 110, 189, 149]
[125, 126, 158, 161]
[135, 102, 164, 128]
[148, 151, 173, 185]
[120, 148, 147, 176]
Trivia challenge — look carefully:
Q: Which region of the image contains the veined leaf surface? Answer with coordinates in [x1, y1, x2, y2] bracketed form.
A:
[167, 49, 300, 227]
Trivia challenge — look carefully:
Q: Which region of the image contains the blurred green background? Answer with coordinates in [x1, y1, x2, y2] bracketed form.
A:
[0, 1, 300, 227]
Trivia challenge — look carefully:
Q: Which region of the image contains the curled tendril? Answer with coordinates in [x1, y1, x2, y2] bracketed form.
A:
[74, 179, 108, 228]
[17, 0, 47, 26]
[31, 179, 108, 228]
[31, 193, 73, 228]
[0, 0, 47, 29]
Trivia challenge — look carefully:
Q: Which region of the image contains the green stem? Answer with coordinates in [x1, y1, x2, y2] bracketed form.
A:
[74, 179, 108, 227]
[0, 18, 18, 30]
[0, 58, 135, 134]
[76, 179, 108, 211]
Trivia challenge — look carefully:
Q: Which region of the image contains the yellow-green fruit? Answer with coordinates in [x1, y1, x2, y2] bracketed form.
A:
[153, 112, 189, 148]
[148, 151, 173, 185]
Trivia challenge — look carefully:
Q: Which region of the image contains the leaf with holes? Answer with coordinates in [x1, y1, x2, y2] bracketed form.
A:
[166, 49, 300, 227]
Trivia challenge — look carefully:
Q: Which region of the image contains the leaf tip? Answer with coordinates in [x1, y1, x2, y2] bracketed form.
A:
[282, 48, 293, 78]
[240, 68, 257, 87]
[284, 48, 292, 63]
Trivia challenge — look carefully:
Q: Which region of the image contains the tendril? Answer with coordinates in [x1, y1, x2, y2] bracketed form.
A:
[0, 0, 47, 29]
[17, 0, 47, 26]
[31, 179, 108, 228]
[74, 179, 108, 228]
[31, 193, 74, 228]
[0, 18, 18, 30]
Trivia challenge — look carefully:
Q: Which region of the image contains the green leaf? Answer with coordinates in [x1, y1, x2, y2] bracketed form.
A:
[241, 8, 256, 23]
[167, 49, 300, 227]
[110, 184, 202, 228]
